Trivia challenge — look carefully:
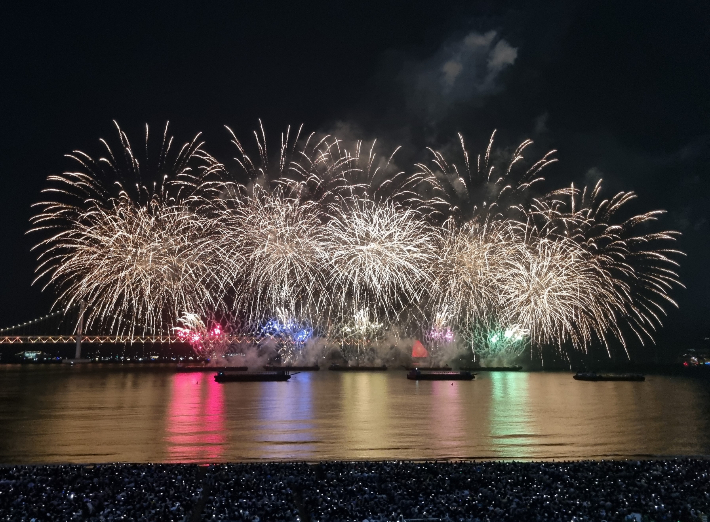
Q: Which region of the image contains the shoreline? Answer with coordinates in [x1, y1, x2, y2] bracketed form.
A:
[3, 454, 710, 467]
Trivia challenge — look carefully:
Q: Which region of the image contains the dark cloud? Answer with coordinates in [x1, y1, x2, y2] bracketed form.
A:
[408, 30, 518, 121]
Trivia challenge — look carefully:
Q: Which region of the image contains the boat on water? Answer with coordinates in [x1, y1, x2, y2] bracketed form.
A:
[329, 364, 388, 371]
[407, 369, 475, 381]
[460, 366, 522, 372]
[176, 364, 248, 372]
[404, 365, 452, 371]
[214, 371, 290, 382]
[263, 364, 320, 371]
[573, 372, 645, 382]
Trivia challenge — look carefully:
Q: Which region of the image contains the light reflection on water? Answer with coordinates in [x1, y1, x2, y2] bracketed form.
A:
[257, 372, 315, 458]
[340, 373, 391, 458]
[489, 372, 534, 459]
[0, 365, 709, 464]
[428, 380, 465, 455]
[165, 372, 225, 462]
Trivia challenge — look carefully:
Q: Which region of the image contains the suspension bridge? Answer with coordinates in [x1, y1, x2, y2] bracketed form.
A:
[0, 304, 183, 360]
[0, 306, 340, 361]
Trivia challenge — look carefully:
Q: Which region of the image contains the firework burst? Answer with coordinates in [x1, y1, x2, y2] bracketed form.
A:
[433, 218, 513, 330]
[525, 180, 685, 350]
[495, 230, 618, 351]
[30, 123, 220, 334]
[415, 131, 558, 222]
[33, 200, 225, 334]
[216, 186, 329, 322]
[324, 198, 439, 323]
[174, 312, 234, 359]
[29, 123, 684, 363]
[462, 319, 529, 362]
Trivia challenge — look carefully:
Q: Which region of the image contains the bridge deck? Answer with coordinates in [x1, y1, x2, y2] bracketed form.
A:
[0, 335, 184, 344]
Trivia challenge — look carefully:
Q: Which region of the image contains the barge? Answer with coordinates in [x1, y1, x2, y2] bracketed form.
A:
[573, 372, 645, 382]
[405, 366, 452, 371]
[407, 369, 475, 381]
[460, 366, 522, 372]
[214, 371, 290, 382]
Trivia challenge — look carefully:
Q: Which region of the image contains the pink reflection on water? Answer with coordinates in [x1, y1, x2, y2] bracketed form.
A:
[429, 380, 464, 450]
[165, 372, 225, 462]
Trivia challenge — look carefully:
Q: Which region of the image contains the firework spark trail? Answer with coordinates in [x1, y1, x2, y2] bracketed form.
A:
[33, 200, 227, 335]
[29, 123, 684, 363]
[433, 218, 513, 330]
[414, 131, 558, 222]
[323, 198, 439, 324]
[214, 122, 438, 214]
[525, 180, 684, 350]
[215, 186, 330, 324]
[496, 232, 618, 351]
[30, 123, 223, 335]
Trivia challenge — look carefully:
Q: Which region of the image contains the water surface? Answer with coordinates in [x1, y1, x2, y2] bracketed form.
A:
[0, 365, 708, 463]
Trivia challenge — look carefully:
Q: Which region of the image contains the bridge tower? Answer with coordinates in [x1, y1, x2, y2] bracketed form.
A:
[74, 301, 85, 360]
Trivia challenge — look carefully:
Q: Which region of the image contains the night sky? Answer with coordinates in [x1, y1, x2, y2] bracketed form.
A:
[1, 1, 708, 357]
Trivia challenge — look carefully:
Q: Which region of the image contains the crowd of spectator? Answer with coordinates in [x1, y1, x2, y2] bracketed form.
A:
[203, 463, 308, 521]
[0, 459, 708, 522]
[297, 459, 710, 522]
[0, 463, 202, 521]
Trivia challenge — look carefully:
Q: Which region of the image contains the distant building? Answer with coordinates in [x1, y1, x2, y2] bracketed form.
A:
[13, 350, 58, 362]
